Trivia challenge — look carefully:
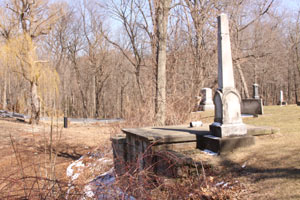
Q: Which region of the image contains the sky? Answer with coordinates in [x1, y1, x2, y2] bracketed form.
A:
[278, 0, 300, 11]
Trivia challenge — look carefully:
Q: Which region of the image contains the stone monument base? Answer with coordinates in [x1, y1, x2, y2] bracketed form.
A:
[199, 104, 215, 111]
[210, 122, 247, 137]
[196, 134, 254, 155]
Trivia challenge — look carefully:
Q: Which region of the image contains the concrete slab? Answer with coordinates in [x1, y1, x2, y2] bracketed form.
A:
[122, 124, 211, 144]
[246, 125, 280, 136]
[120, 124, 279, 155]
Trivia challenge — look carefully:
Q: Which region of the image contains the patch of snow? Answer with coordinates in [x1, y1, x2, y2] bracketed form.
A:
[205, 135, 219, 139]
[98, 158, 112, 164]
[66, 156, 85, 177]
[242, 162, 247, 168]
[203, 149, 218, 156]
[84, 185, 95, 198]
[66, 164, 74, 177]
[216, 181, 224, 186]
[94, 168, 115, 185]
[72, 173, 80, 181]
[211, 122, 221, 127]
[222, 183, 229, 188]
[84, 168, 135, 200]
[75, 160, 85, 168]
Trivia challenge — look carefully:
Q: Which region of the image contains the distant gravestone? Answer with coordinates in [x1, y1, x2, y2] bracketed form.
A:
[279, 90, 287, 106]
[209, 14, 247, 137]
[241, 83, 263, 115]
[199, 88, 215, 111]
[253, 84, 259, 99]
[279, 90, 283, 105]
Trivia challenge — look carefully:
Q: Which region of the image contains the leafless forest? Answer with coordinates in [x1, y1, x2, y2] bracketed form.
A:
[0, 0, 299, 125]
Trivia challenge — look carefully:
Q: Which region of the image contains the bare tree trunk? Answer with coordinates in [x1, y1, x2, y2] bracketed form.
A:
[288, 65, 292, 103]
[154, 0, 171, 126]
[73, 63, 88, 118]
[236, 61, 250, 98]
[2, 71, 7, 110]
[294, 66, 299, 103]
[30, 81, 40, 124]
[92, 75, 96, 117]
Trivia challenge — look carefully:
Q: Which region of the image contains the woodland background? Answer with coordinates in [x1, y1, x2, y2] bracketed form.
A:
[0, 0, 299, 125]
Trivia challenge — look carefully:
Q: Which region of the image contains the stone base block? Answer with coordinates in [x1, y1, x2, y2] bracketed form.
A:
[199, 104, 215, 111]
[210, 122, 247, 137]
[196, 134, 255, 154]
[111, 134, 127, 175]
[278, 101, 288, 106]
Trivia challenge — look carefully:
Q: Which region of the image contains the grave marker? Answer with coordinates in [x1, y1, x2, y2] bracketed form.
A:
[199, 88, 215, 111]
[209, 14, 247, 137]
[253, 84, 259, 99]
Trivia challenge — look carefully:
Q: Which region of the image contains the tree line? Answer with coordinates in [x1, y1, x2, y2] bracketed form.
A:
[0, 0, 299, 125]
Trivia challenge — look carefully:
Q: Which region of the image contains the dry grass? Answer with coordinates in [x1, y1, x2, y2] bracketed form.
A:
[0, 105, 299, 199]
[191, 105, 300, 199]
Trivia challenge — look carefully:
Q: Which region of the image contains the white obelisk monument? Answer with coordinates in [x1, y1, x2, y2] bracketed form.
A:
[210, 14, 247, 137]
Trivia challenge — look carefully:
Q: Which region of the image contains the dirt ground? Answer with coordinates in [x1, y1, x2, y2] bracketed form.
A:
[0, 118, 120, 198]
[0, 105, 299, 199]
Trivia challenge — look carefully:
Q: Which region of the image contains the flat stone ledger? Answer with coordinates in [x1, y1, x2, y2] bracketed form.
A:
[114, 126, 210, 177]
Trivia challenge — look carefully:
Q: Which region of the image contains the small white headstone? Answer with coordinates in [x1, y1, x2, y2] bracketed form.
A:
[280, 90, 283, 105]
[199, 88, 215, 111]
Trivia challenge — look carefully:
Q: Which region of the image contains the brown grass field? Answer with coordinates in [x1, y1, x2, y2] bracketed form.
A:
[0, 105, 299, 199]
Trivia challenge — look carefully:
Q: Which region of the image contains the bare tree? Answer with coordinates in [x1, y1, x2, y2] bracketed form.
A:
[150, 0, 172, 125]
[81, 0, 111, 117]
[102, 0, 149, 104]
[3, 0, 62, 124]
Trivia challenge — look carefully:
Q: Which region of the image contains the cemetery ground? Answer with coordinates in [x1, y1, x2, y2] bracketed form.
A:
[0, 105, 299, 199]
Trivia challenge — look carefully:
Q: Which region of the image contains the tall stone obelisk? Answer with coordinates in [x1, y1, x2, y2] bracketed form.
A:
[210, 14, 247, 137]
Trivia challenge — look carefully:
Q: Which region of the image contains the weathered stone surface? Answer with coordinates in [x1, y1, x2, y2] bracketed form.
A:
[210, 122, 247, 137]
[279, 90, 288, 106]
[246, 125, 280, 136]
[115, 126, 212, 177]
[111, 134, 127, 175]
[211, 89, 247, 137]
[154, 150, 195, 177]
[199, 88, 215, 111]
[210, 13, 247, 138]
[217, 14, 235, 90]
[241, 98, 263, 115]
[197, 134, 255, 154]
[253, 84, 260, 99]
[152, 142, 197, 151]
[122, 125, 210, 144]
